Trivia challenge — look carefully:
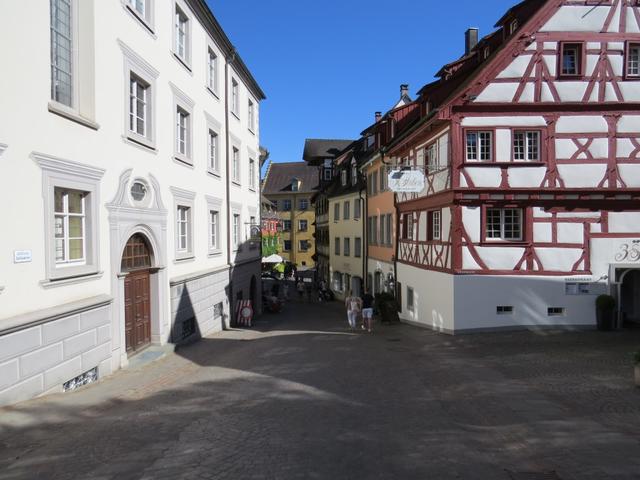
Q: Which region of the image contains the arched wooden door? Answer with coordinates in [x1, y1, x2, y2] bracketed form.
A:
[122, 234, 152, 354]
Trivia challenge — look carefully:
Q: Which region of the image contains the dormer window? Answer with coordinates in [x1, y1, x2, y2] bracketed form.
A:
[509, 19, 518, 35]
[291, 178, 300, 191]
[351, 164, 358, 186]
[483, 47, 490, 59]
[341, 170, 347, 186]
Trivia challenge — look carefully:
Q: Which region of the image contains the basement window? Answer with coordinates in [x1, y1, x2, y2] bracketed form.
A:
[548, 307, 566, 317]
[497, 306, 514, 315]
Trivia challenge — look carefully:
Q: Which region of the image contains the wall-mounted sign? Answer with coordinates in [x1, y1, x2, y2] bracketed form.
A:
[613, 239, 640, 263]
[14, 250, 32, 263]
[388, 170, 425, 193]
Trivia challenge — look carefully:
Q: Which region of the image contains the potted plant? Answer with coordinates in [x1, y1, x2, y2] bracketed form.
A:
[375, 292, 400, 324]
[595, 294, 616, 331]
[634, 351, 640, 387]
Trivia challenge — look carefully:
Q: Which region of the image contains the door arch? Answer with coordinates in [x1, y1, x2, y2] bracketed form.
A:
[122, 234, 153, 354]
[620, 269, 640, 325]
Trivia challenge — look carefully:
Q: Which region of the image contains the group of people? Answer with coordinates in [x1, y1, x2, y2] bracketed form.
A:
[344, 289, 375, 333]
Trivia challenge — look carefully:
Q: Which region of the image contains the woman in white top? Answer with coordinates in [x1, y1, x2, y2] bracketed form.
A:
[344, 291, 362, 331]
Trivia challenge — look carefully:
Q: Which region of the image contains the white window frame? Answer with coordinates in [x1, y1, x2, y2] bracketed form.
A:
[513, 130, 540, 162]
[230, 134, 242, 184]
[170, 83, 195, 166]
[627, 42, 640, 77]
[334, 203, 340, 221]
[343, 201, 350, 220]
[341, 170, 347, 186]
[466, 131, 492, 162]
[171, 187, 195, 260]
[248, 98, 255, 133]
[54, 188, 87, 266]
[344, 237, 351, 257]
[426, 142, 440, 172]
[122, 0, 155, 32]
[354, 199, 361, 219]
[207, 46, 219, 95]
[283, 199, 292, 212]
[206, 195, 223, 255]
[173, 2, 191, 69]
[299, 219, 308, 231]
[335, 237, 341, 256]
[249, 158, 256, 190]
[231, 78, 240, 117]
[354, 237, 362, 258]
[49, 0, 98, 129]
[204, 111, 222, 176]
[299, 198, 309, 211]
[485, 208, 523, 242]
[34, 152, 105, 284]
[119, 40, 159, 151]
[232, 213, 241, 250]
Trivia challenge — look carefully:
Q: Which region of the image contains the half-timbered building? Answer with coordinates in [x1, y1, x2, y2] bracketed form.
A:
[391, 0, 640, 333]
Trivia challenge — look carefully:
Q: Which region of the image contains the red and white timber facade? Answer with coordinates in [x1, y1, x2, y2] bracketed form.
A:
[392, 0, 640, 333]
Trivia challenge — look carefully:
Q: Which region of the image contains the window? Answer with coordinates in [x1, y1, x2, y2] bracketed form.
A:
[509, 19, 518, 35]
[299, 240, 310, 252]
[176, 107, 190, 158]
[355, 237, 362, 258]
[386, 214, 393, 245]
[341, 170, 347, 186]
[627, 43, 640, 77]
[249, 158, 256, 189]
[368, 216, 378, 245]
[379, 167, 385, 191]
[207, 48, 218, 93]
[54, 188, 86, 265]
[560, 43, 582, 76]
[299, 220, 308, 231]
[231, 79, 239, 115]
[232, 214, 240, 248]
[128, 74, 149, 138]
[334, 203, 340, 221]
[426, 142, 439, 171]
[323, 168, 332, 181]
[50, 0, 73, 107]
[566, 283, 591, 295]
[344, 238, 351, 256]
[497, 306, 514, 315]
[174, 5, 189, 65]
[214, 302, 223, 319]
[129, 0, 145, 16]
[209, 210, 219, 250]
[483, 46, 491, 59]
[208, 130, 219, 173]
[548, 307, 566, 316]
[335, 237, 341, 255]
[176, 206, 191, 252]
[299, 198, 309, 211]
[248, 99, 255, 132]
[407, 287, 414, 311]
[283, 199, 292, 211]
[351, 164, 358, 186]
[232, 147, 240, 183]
[283, 220, 291, 231]
[354, 199, 361, 219]
[513, 131, 540, 162]
[284, 240, 291, 251]
[343, 201, 350, 220]
[485, 208, 523, 241]
[428, 210, 441, 241]
[466, 131, 492, 161]
[372, 171, 378, 195]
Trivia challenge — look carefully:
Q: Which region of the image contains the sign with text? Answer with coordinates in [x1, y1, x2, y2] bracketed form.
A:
[388, 170, 425, 193]
[613, 239, 640, 263]
[14, 250, 32, 263]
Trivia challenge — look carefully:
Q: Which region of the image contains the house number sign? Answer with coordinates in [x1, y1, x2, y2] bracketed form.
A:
[13, 250, 32, 263]
[614, 240, 640, 262]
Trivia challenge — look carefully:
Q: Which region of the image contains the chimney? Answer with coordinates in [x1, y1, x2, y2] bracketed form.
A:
[465, 28, 479, 55]
[400, 84, 409, 98]
[375, 111, 382, 122]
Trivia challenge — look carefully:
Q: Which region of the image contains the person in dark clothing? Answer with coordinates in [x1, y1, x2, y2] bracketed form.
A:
[361, 289, 375, 333]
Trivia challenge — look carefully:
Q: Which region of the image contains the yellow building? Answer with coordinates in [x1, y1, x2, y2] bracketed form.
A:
[262, 162, 318, 269]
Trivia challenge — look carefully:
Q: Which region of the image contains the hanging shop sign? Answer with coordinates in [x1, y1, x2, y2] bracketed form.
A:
[388, 170, 425, 193]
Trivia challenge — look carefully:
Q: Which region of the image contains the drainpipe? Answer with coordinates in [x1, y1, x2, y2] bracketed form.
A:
[225, 50, 236, 319]
[360, 184, 367, 294]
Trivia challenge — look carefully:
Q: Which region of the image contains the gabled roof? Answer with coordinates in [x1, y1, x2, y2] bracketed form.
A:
[262, 162, 319, 195]
[302, 139, 354, 165]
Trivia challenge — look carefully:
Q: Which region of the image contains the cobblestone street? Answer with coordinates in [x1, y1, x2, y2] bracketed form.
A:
[2, 299, 640, 479]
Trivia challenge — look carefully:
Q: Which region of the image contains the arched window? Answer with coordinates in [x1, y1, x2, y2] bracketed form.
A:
[121, 234, 152, 271]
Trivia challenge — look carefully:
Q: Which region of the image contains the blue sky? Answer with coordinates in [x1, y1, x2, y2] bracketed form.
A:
[207, 0, 516, 171]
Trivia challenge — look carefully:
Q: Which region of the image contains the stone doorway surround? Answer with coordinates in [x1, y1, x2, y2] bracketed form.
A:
[106, 170, 168, 370]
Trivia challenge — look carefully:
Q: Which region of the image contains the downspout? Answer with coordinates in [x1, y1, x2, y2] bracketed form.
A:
[360, 183, 367, 294]
[225, 50, 236, 316]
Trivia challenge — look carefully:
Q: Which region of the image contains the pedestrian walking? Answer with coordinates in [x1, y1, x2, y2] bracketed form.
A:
[344, 290, 362, 331]
[297, 279, 305, 300]
[361, 289, 375, 333]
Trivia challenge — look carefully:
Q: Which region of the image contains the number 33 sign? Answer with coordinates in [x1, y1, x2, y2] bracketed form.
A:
[614, 240, 640, 262]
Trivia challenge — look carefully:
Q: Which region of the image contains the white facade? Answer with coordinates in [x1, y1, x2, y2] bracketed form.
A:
[0, 0, 264, 406]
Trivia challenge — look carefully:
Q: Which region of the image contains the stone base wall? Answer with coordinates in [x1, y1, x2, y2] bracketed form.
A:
[0, 301, 112, 407]
[170, 266, 231, 343]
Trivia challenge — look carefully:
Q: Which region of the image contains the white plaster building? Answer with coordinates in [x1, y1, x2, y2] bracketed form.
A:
[391, 0, 640, 333]
[0, 0, 265, 406]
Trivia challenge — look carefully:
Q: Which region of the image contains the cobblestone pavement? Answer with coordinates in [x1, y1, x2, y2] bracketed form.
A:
[2, 300, 640, 480]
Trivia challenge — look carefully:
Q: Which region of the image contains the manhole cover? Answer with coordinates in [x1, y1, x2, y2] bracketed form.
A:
[506, 471, 562, 480]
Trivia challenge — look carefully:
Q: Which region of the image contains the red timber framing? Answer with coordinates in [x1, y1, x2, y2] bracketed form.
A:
[392, 0, 640, 278]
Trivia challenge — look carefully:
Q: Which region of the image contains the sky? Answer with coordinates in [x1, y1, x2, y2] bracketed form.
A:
[206, 0, 517, 172]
